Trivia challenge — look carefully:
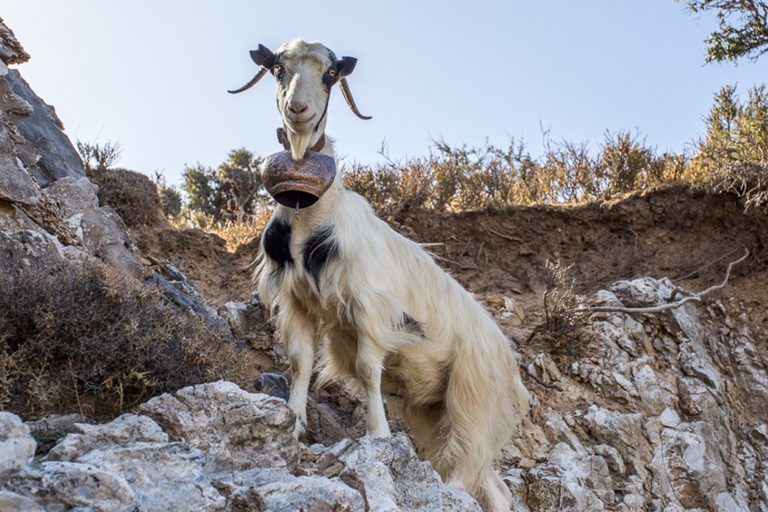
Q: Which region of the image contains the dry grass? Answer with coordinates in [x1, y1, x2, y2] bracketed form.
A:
[170, 200, 273, 251]
[0, 260, 251, 419]
[345, 134, 691, 216]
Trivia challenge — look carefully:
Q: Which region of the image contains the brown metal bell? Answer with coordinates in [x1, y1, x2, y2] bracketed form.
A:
[262, 150, 337, 208]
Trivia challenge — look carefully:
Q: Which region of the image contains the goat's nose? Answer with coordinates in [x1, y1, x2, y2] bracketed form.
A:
[289, 101, 308, 114]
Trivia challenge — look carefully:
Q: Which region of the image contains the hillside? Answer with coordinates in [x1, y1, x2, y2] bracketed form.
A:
[2, 17, 768, 512]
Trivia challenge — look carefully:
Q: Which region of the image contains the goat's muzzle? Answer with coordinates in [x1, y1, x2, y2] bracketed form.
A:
[262, 150, 336, 208]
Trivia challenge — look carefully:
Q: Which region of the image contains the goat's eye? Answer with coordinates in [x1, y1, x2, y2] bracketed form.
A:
[328, 69, 336, 77]
[273, 64, 281, 73]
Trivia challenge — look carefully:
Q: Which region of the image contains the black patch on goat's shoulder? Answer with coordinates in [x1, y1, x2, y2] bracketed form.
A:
[401, 313, 425, 337]
[263, 220, 294, 270]
[302, 226, 338, 287]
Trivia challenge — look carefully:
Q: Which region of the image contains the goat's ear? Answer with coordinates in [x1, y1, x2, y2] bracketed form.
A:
[250, 44, 276, 69]
[336, 57, 358, 78]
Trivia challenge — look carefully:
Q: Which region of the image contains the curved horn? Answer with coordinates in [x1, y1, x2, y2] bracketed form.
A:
[338, 77, 372, 120]
[228, 67, 268, 94]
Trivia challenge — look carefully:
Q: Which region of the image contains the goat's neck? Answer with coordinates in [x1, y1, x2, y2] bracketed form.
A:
[278, 129, 344, 230]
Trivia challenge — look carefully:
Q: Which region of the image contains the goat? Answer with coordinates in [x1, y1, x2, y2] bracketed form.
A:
[230, 38, 530, 512]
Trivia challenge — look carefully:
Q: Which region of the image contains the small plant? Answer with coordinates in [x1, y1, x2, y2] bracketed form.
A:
[527, 259, 591, 354]
[76, 140, 122, 171]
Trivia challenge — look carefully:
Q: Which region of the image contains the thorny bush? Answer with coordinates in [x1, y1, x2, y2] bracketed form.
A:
[0, 261, 250, 419]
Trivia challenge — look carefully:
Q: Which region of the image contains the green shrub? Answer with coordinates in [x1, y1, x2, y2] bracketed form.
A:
[693, 83, 768, 211]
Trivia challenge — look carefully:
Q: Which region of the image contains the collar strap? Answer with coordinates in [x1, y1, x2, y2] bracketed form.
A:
[276, 128, 325, 154]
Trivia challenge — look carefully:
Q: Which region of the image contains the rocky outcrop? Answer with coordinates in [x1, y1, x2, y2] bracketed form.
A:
[509, 276, 768, 511]
[0, 18, 142, 280]
[2, 381, 480, 511]
[5, 70, 86, 186]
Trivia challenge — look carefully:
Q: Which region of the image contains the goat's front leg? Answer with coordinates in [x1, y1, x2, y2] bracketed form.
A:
[280, 307, 317, 439]
[356, 340, 391, 438]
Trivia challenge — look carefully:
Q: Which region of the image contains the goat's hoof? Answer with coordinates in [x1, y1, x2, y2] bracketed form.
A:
[293, 416, 307, 439]
[367, 427, 392, 439]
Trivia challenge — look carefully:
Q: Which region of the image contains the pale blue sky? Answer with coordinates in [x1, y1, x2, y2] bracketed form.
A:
[4, 1, 768, 187]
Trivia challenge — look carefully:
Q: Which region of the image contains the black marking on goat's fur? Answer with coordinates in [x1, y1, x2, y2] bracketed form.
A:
[263, 220, 294, 270]
[401, 313, 426, 337]
[302, 226, 338, 287]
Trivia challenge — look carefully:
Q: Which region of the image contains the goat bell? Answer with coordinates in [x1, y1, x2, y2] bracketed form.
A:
[262, 150, 336, 209]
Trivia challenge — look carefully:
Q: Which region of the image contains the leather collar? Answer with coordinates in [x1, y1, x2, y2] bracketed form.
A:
[277, 128, 325, 154]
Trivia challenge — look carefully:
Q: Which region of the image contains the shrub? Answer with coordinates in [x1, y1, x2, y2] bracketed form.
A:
[88, 167, 166, 226]
[182, 149, 264, 224]
[344, 135, 685, 214]
[0, 261, 250, 419]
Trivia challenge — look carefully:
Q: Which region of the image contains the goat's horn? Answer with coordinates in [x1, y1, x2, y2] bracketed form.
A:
[338, 77, 372, 120]
[228, 67, 268, 94]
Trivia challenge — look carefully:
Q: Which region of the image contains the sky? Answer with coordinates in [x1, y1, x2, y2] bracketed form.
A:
[4, 1, 768, 188]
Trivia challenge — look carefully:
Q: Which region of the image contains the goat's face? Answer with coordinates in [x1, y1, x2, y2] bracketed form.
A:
[230, 38, 371, 160]
[273, 41, 335, 154]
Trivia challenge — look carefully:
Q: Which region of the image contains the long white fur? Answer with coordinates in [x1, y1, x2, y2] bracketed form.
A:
[256, 39, 530, 512]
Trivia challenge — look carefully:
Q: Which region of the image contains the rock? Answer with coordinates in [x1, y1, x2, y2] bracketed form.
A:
[504, 296, 525, 326]
[0, 79, 39, 205]
[338, 433, 482, 511]
[5, 70, 86, 186]
[0, 412, 36, 477]
[40, 177, 144, 278]
[9, 461, 139, 512]
[254, 371, 290, 401]
[0, 229, 68, 274]
[146, 270, 224, 329]
[659, 407, 681, 428]
[221, 468, 366, 511]
[47, 414, 168, 462]
[137, 381, 301, 471]
[77, 442, 227, 511]
[0, 18, 30, 65]
[218, 294, 267, 339]
[80, 207, 143, 278]
[0, 490, 46, 512]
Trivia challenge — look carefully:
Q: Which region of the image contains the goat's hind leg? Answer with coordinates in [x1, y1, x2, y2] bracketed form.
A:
[279, 306, 317, 438]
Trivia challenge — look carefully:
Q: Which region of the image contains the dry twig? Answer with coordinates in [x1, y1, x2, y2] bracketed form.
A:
[522, 365, 564, 392]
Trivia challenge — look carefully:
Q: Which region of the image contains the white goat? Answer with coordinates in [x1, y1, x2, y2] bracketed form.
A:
[231, 38, 530, 512]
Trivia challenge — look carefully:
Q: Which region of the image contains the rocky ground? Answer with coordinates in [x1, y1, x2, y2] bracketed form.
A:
[2, 16, 768, 512]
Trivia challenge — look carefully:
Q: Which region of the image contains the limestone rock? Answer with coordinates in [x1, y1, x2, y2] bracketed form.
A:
[137, 380, 301, 471]
[9, 461, 139, 512]
[338, 433, 482, 511]
[0, 412, 36, 478]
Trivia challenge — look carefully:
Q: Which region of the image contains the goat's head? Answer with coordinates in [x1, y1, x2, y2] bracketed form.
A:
[230, 39, 370, 161]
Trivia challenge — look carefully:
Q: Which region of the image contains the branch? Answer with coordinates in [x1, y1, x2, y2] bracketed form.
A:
[487, 228, 524, 243]
[584, 249, 749, 314]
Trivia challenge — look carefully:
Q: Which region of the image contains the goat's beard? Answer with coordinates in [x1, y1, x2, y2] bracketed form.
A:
[284, 122, 324, 161]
